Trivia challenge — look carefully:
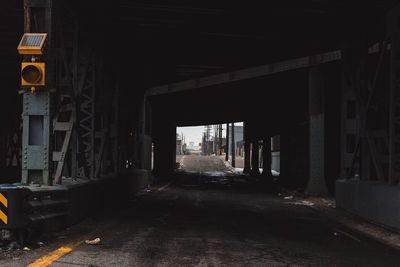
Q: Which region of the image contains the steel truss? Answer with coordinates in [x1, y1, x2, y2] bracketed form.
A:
[21, 0, 120, 185]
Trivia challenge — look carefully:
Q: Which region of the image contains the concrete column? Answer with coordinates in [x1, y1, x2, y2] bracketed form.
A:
[251, 139, 260, 176]
[306, 67, 328, 195]
[130, 95, 153, 191]
[243, 122, 251, 174]
[153, 122, 175, 179]
[137, 96, 152, 170]
[262, 137, 273, 179]
[137, 95, 146, 169]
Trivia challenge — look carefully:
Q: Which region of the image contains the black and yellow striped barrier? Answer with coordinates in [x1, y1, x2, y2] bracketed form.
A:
[0, 192, 7, 225]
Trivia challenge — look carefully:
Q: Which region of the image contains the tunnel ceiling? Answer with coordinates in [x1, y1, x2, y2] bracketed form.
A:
[1, 1, 386, 88]
[87, 0, 385, 86]
[0, 0, 387, 128]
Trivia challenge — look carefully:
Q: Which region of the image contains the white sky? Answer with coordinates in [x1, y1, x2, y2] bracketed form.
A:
[177, 122, 243, 145]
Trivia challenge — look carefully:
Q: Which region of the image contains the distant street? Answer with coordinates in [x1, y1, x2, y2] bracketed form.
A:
[178, 154, 230, 173]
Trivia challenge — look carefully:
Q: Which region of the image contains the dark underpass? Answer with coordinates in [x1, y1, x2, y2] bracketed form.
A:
[1, 0, 400, 266]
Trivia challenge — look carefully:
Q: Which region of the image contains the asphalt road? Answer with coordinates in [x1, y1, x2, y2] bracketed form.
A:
[178, 154, 231, 173]
[2, 155, 400, 266]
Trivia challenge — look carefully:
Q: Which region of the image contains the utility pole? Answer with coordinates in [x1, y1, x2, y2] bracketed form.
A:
[182, 132, 184, 155]
[231, 122, 236, 168]
[225, 123, 230, 161]
[204, 125, 212, 155]
[214, 125, 218, 155]
[202, 133, 206, 155]
[218, 124, 223, 155]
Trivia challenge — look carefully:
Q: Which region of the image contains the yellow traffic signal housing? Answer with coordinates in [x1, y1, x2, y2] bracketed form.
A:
[21, 62, 45, 87]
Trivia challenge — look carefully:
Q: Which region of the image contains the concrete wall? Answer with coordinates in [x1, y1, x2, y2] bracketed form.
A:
[336, 179, 400, 231]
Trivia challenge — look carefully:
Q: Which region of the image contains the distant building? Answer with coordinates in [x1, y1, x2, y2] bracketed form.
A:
[188, 142, 194, 149]
[228, 125, 244, 155]
[176, 134, 183, 155]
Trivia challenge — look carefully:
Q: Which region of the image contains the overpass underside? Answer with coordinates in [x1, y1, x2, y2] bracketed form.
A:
[0, 0, 400, 233]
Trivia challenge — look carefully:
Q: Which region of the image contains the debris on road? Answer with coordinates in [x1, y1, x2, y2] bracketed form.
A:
[291, 200, 315, 206]
[22, 247, 30, 251]
[7, 241, 19, 251]
[85, 238, 101, 245]
[335, 229, 361, 243]
[334, 232, 339, 236]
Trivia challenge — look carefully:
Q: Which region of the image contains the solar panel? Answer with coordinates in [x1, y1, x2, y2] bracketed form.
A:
[17, 33, 47, 55]
[20, 35, 45, 47]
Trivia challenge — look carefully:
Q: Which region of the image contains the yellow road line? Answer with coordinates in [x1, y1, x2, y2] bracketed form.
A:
[27, 242, 82, 267]
[0, 209, 7, 224]
[0, 193, 7, 208]
[28, 216, 118, 267]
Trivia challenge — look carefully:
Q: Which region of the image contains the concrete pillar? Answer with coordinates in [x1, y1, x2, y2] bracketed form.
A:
[306, 67, 328, 195]
[243, 122, 251, 174]
[153, 122, 175, 180]
[262, 137, 273, 179]
[137, 96, 146, 169]
[271, 135, 280, 173]
[137, 96, 152, 170]
[251, 139, 260, 176]
[130, 95, 153, 191]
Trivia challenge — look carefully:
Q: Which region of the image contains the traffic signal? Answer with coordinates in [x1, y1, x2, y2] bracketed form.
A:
[21, 62, 45, 87]
[18, 33, 48, 91]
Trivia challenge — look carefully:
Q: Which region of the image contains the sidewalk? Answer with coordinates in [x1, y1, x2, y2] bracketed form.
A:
[220, 155, 280, 176]
[277, 191, 400, 250]
[218, 155, 244, 168]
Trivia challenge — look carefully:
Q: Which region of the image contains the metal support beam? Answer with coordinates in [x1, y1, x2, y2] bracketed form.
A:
[388, 5, 400, 184]
[21, 0, 53, 185]
[147, 50, 342, 96]
[78, 54, 96, 179]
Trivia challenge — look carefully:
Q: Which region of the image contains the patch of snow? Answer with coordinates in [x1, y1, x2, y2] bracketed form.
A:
[272, 170, 280, 176]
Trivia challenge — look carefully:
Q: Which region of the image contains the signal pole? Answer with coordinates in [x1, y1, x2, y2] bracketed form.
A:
[225, 123, 230, 161]
[231, 122, 236, 167]
[218, 124, 223, 155]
